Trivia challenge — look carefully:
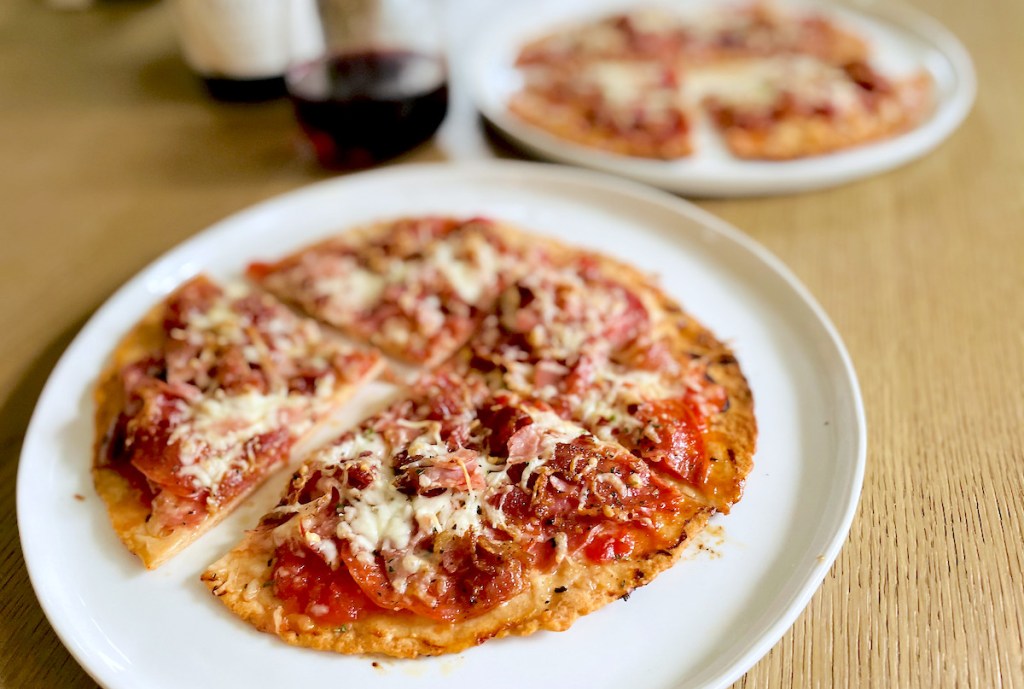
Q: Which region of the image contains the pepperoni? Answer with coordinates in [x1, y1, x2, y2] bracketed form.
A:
[491, 436, 682, 568]
[273, 542, 384, 625]
[214, 428, 291, 504]
[632, 398, 708, 485]
[582, 525, 636, 562]
[245, 261, 276, 281]
[125, 392, 197, 498]
[209, 346, 267, 394]
[336, 536, 526, 622]
[162, 276, 220, 333]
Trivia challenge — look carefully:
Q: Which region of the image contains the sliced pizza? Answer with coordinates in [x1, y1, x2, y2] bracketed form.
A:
[203, 376, 715, 657]
[93, 275, 383, 568]
[508, 3, 931, 161]
[701, 56, 932, 159]
[450, 246, 754, 512]
[514, 3, 866, 69]
[203, 231, 756, 657]
[510, 59, 692, 159]
[247, 216, 529, 366]
[680, 2, 869, 66]
[515, 8, 689, 68]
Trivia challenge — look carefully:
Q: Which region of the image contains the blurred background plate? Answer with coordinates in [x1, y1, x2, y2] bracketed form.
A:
[469, 0, 975, 197]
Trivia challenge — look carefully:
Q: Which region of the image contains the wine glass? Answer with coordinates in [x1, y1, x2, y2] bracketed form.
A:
[286, 0, 449, 168]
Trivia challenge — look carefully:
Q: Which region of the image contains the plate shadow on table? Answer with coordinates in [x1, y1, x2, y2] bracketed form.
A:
[479, 115, 536, 163]
[476, 114, 739, 201]
[0, 315, 100, 689]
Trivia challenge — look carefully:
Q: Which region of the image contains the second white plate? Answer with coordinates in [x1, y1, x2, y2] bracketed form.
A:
[468, 0, 975, 196]
[18, 161, 865, 689]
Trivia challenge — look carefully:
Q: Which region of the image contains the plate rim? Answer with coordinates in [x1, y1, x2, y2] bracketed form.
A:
[16, 160, 867, 689]
[466, 0, 976, 197]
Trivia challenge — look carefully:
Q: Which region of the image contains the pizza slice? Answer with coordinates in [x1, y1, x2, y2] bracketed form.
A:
[514, 4, 866, 69]
[450, 247, 755, 512]
[681, 2, 869, 66]
[203, 375, 714, 657]
[510, 59, 692, 159]
[92, 275, 383, 568]
[515, 8, 689, 68]
[701, 56, 933, 159]
[247, 216, 528, 366]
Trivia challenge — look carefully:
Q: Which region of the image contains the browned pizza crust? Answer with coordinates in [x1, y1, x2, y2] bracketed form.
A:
[203, 495, 710, 657]
[508, 90, 693, 160]
[92, 299, 182, 568]
[202, 224, 757, 656]
[713, 71, 933, 160]
[578, 248, 757, 512]
[92, 283, 384, 569]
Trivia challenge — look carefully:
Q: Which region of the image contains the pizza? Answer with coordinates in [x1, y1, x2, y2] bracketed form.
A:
[199, 229, 756, 657]
[246, 216, 529, 366]
[515, 3, 865, 68]
[510, 59, 692, 159]
[448, 249, 751, 512]
[703, 57, 933, 159]
[509, 2, 932, 160]
[94, 217, 756, 655]
[92, 275, 383, 568]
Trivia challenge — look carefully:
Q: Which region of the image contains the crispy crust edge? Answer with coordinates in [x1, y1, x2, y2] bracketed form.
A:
[716, 71, 934, 160]
[202, 504, 711, 658]
[508, 91, 693, 160]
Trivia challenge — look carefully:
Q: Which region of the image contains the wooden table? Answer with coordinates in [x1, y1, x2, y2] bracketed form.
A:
[1, 0, 1021, 686]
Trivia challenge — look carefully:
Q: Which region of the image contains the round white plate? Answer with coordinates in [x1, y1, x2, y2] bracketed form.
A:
[468, 0, 975, 196]
[18, 161, 865, 689]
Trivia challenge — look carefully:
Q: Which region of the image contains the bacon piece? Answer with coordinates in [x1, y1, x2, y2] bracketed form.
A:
[506, 424, 543, 464]
[478, 402, 534, 458]
[419, 450, 485, 491]
[534, 359, 569, 388]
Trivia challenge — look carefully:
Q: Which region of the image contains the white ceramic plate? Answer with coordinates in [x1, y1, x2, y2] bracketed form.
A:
[468, 0, 975, 196]
[18, 162, 865, 689]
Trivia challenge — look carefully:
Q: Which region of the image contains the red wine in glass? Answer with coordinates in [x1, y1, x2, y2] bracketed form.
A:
[286, 50, 448, 169]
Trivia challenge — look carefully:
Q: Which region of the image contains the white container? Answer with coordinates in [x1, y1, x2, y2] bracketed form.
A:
[172, 0, 325, 100]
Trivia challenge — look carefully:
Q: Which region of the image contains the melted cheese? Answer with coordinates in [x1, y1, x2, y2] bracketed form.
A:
[318, 407, 591, 593]
[185, 296, 249, 344]
[575, 367, 669, 441]
[690, 56, 862, 113]
[584, 61, 652, 107]
[314, 258, 386, 313]
[172, 389, 320, 496]
[429, 233, 500, 305]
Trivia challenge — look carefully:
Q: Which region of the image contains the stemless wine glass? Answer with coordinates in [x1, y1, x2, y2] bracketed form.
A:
[286, 0, 449, 169]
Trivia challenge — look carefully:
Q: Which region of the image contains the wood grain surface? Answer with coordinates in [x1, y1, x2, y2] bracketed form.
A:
[0, 0, 1021, 687]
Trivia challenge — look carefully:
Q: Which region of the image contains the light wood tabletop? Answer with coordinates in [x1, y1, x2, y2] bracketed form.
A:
[1, 0, 1021, 686]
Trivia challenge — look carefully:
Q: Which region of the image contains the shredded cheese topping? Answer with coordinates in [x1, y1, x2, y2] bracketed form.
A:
[302, 408, 587, 594]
